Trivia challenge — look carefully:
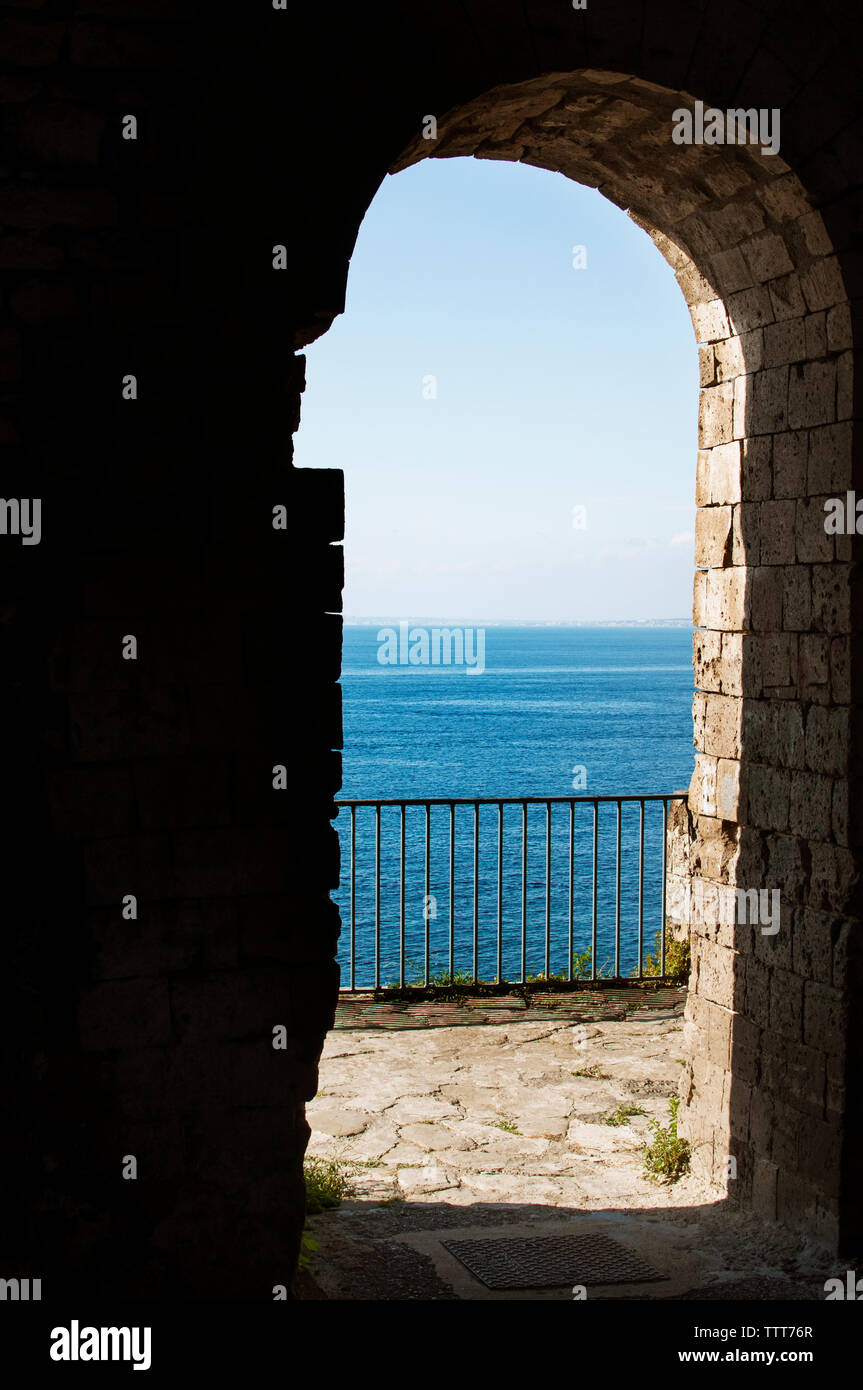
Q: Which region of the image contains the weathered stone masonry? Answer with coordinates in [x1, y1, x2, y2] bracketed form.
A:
[0, 3, 860, 1295]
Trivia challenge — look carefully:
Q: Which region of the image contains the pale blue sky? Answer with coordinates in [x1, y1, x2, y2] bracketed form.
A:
[296, 157, 698, 622]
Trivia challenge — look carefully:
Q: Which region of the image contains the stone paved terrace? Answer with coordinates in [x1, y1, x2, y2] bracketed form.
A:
[303, 992, 845, 1300]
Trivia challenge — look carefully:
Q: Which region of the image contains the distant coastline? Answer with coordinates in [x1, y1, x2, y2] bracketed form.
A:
[343, 617, 692, 628]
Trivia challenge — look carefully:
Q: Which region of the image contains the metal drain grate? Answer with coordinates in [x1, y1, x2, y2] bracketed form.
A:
[441, 1233, 666, 1290]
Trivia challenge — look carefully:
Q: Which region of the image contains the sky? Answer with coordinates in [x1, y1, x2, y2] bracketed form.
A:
[295, 156, 699, 623]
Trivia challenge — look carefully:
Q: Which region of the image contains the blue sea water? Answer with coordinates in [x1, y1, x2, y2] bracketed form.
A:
[334, 626, 694, 987]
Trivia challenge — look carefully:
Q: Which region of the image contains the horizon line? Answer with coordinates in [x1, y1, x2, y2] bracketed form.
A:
[342, 617, 692, 627]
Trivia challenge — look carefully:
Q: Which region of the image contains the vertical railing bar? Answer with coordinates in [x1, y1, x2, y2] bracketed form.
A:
[638, 797, 645, 980]
[449, 802, 455, 979]
[349, 805, 356, 991]
[568, 800, 574, 982]
[497, 802, 503, 985]
[661, 798, 668, 978]
[591, 800, 598, 980]
[521, 802, 527, 985]
[615, 799, 622, 979]
[473, 802, 479, 984]
[424, 801, 430, 987]
[399, 803, 405, 987]
[545, 800, 551, 979]
[374, 803, 381, 989]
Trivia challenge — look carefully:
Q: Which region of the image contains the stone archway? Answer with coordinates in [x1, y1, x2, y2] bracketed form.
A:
[4, 0, 859, 1298]
[343, 69, 853, 1247]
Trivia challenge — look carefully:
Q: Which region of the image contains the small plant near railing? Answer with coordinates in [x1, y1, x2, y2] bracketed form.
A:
[642, 1096, 691, 1183]
[571, 946, 593, 979]
[304, 1157, 353, 1213]
[601, 1104, 646, 1127]
[641, 932, 691, 984]
[524, 948, 615, 986]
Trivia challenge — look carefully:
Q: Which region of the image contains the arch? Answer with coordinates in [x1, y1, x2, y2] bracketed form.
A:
[313, 69, 854, 1245]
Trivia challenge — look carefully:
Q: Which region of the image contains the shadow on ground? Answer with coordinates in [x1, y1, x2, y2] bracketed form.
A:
[303, 1195, 834, 1301]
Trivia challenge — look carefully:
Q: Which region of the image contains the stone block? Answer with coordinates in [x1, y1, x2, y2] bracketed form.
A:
[695, 937, 736, 1009]
[788, 360, 836, 429]
[698, 343, 716, 386]
[78, 978, 173, 1050]
[741, 434, 771, 501]
[803, 980, 845, 1053]
[826, 302, 852, 352]
[703, 692, 742, 758]
[746, 764, 790, 832]
[800, 257, 846, 313]
[804, 706, 849, 776]
[811, 563, 851, 634]
[698, 382, 735, 447]
[751, 1157, 779, 1220]
[709, 247, 752, 294]
[690, 297, 730, 342]
[47, 766, 134, 839]
[772, 429, 807, 499]
[807, 422, 851, 493]
[768, 967, 804, 1042]
[693, 628, 722, 690]
[762, 317, 806, 368]
[758, 499, 795, 563]
[716, 758, 741, 820]
[726, 284, 773, 332]
[768, 273, 806, 322]
[690, 753, 717, 817]
[791, 907, 836, 988]
[713, 334, 746, 380]
[836, 350, 852, 421]
[796, 497, 834, 564]
[0, 17, 64, 67]
[694, 505, 732, 567]
[750, 565, 783, 631]
[721, 632, 747, 696]
[704, 567, 747, 630]
[782, 565, 811, 631]
[788, 771, 834, 840]
[742, 233, 794, 284]
[829, 635, 851, 703]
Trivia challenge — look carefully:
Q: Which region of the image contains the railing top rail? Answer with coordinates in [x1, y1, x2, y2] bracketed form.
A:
[335, 792, 688, 808]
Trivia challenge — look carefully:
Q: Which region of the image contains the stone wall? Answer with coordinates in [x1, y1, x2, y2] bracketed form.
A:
[0, 6, 344, 1296]
[1, 1, 860, 1295]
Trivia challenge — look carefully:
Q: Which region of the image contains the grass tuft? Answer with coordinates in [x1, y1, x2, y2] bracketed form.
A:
[642, 1097, 691, 1183]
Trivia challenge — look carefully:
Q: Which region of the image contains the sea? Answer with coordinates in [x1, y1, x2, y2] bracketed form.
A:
[333, 625, 694, 988]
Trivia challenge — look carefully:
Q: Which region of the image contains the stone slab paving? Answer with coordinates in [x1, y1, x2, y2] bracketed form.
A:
[309, 1002, 691, 1210]
[305, 999, 841, 1300]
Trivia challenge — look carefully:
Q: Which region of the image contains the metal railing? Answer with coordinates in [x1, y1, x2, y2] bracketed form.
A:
[334, 793, 687, 991]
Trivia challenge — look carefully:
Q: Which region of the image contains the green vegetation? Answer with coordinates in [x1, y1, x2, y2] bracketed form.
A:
[602, 1103, 646, 1127]
[304, 1157, 353, 1213]
[297, 1229, 319, 1273]
[642, 1097, 691, 1183]
[572, 1064, 611, 1079]
[526, 948, 614, 984]
[495, 1118, 520, 1134]
[380, 946, 616, 995]
[641, 932, 691, 985]
[378, 936, 692, 995]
